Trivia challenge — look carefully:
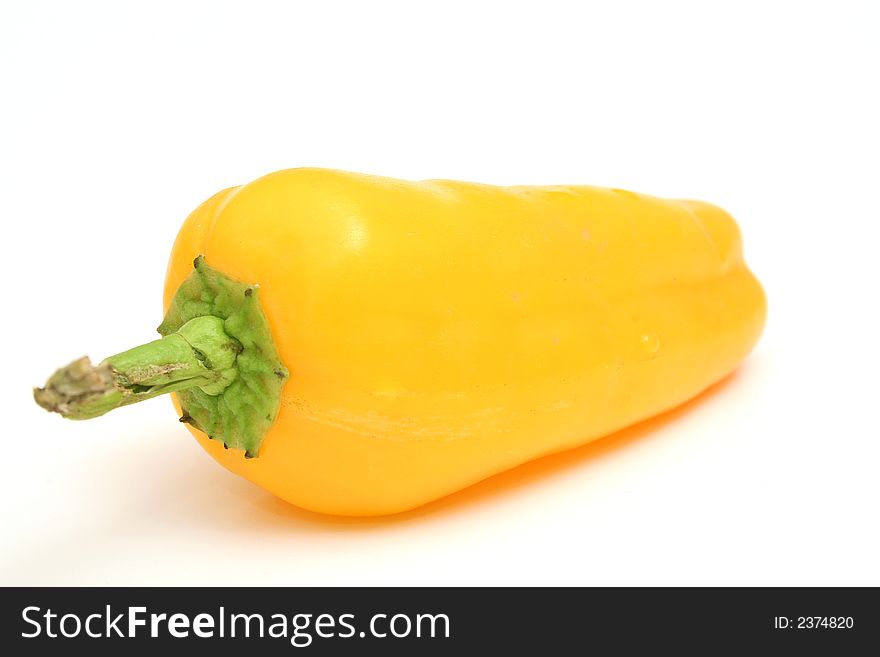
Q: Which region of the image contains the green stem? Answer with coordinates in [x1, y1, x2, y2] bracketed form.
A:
[34, 315, 241, 420]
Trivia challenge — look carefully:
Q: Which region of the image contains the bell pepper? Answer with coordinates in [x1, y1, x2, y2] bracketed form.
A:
[35, 168, 766, 516]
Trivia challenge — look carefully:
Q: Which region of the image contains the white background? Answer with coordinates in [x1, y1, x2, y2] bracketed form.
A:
[1, 0, 877, 586]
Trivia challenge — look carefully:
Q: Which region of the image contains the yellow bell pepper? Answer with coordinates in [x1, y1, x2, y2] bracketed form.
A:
[35, 168, 766, 516]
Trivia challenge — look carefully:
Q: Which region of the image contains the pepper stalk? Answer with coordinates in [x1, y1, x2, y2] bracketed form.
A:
[34, 315, 241, 421]
[32, 256, 289, 458]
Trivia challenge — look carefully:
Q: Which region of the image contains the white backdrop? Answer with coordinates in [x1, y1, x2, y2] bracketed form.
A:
[1, 0, 877, 585]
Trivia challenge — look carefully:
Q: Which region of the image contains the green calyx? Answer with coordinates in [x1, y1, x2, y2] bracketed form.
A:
[34, 256, 289, 458]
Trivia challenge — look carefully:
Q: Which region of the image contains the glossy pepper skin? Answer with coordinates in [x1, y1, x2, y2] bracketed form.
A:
[162, 168, 766, 516]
